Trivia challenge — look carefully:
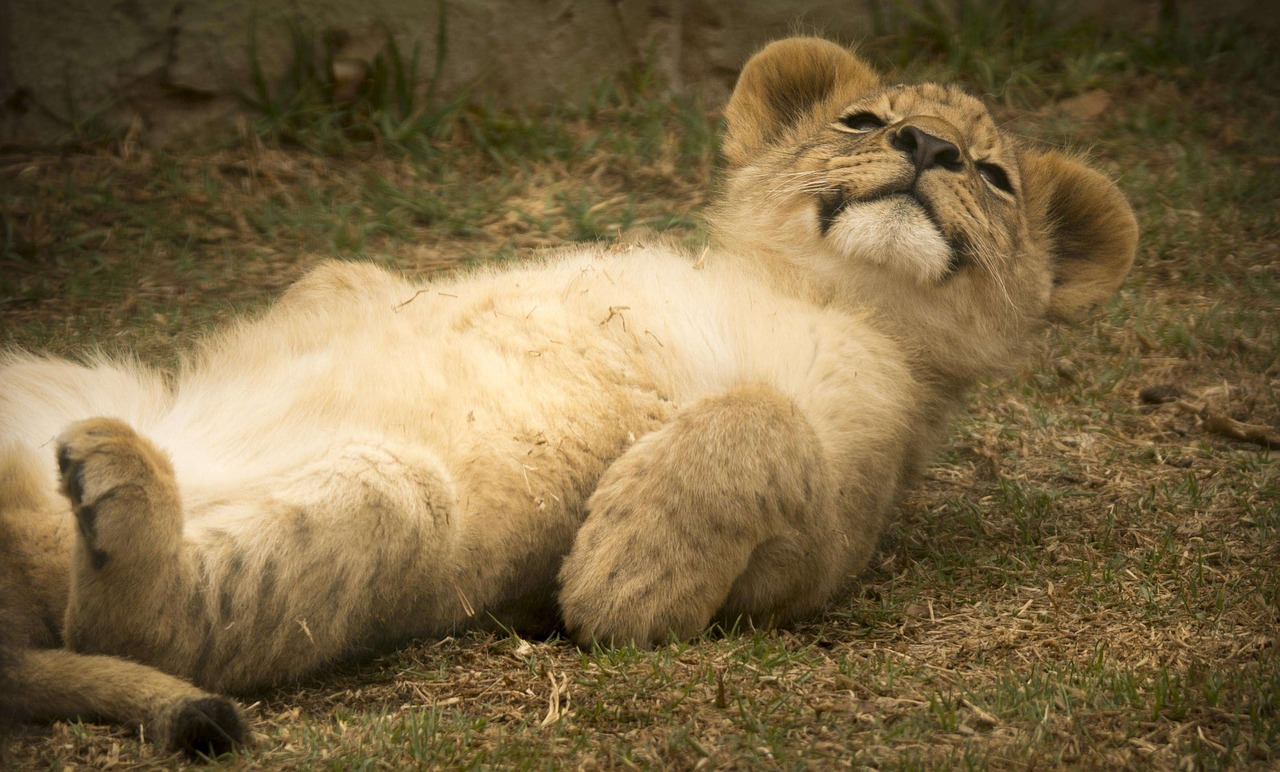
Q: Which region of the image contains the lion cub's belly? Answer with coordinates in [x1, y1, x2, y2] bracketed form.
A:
[151, 248, 889, 535]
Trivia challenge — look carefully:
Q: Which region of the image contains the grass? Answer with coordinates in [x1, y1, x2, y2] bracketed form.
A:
[1, 4, 1277, 769]
[241, 4, 457, 156]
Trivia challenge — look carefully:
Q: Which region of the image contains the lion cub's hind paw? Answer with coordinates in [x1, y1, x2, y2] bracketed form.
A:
[56, 418, 180, 570]
[161, 696, 249, 758]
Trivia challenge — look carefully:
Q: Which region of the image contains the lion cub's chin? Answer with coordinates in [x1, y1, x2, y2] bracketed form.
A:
[827, 196, 953, 284]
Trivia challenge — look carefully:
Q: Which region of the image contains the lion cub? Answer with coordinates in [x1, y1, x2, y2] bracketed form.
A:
[0, 37, 1136, 754]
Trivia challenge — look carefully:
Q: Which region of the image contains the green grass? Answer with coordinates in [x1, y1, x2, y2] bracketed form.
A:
[240, 5, 458, 156]
[1, 3, 1278, 769]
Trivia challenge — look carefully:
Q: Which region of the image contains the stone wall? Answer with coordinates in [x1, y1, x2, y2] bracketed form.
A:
[0, 0, 1268, 144]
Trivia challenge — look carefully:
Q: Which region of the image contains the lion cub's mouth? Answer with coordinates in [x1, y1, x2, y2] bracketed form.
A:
[819, 186, 967, 277]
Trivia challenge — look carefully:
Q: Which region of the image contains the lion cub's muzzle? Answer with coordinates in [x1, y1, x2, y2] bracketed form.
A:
[816, 116, 974, 276]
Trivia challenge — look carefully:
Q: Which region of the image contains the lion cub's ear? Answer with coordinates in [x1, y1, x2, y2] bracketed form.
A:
[723, 37, 881, 168]
[1021, 150, 1140, 322]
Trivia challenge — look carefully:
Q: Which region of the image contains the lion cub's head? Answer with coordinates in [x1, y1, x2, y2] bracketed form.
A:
[713, 38, 1138, 385]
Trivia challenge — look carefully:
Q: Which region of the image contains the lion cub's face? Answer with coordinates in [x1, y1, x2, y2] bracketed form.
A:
[716, 38, 1138, 383]
[816, 83, 1020, 286]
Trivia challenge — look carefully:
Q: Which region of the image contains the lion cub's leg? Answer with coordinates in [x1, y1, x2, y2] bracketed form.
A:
[57, 418, 190, 661]
[12, 647, 247, 757]
[558, 383, 844, 647]
[57, 418, 456, 693]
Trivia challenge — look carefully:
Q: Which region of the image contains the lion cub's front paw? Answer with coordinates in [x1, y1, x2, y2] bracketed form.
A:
[558, 389, 805, 648]
[557, 466, 757, 648]
[558, 504, 723, 648]
[57, 418, 181, 570]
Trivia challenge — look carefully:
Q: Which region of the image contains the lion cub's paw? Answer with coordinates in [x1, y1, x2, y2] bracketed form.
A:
[56, 418, 181, 570]
[158, 695, 249, 758]
[559, 546, 712, 649]
[558, 500, 732, 649]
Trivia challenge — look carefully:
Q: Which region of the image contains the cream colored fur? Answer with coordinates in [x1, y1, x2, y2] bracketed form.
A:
[0, 37, 1137, 754]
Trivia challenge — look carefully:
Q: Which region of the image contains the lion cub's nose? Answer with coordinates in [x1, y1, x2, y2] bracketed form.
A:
[892, 124, 963, 172]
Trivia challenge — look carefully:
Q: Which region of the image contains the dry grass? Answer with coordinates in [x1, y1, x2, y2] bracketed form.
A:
[1, 12, 1277, 770]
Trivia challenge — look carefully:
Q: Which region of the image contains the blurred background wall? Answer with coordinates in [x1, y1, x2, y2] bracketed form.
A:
[0, 0, 1271, 144]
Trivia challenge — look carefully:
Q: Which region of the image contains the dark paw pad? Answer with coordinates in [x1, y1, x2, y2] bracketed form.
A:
[168, 697, 247, 758]
[58, 455, 110, 569]
[57, 445, 85, 507]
